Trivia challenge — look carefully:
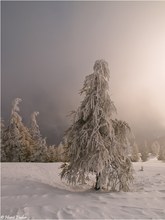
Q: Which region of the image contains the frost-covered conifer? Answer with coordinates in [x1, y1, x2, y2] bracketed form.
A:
[131, 142, 140, 162]
[140, 141, 149, 162]
[61, 60, 133, 191]
[58, 137, 69, 162]
[151, 141, 160, 157]
[30, 112, 48, 162]
[46, 145, 58, 162]
[56, 142, 64, 162]
[4, 98, 34, 162]
[158, 145, 165, 161]
[1, 118, 7, 162]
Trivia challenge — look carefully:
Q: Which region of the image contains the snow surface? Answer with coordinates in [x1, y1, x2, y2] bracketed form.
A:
[1, 160, 165, 219]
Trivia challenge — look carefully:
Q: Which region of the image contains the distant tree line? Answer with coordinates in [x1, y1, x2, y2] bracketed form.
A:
[130, 140, 165, 162]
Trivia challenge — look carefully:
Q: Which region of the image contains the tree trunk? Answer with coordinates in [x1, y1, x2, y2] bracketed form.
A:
[94, 172, 101, 190]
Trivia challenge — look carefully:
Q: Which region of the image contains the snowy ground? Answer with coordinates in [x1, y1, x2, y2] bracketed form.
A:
[1, 159, 165, 220]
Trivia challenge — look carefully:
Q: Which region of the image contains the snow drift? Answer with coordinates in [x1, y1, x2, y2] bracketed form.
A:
[1, 160, 165, 219]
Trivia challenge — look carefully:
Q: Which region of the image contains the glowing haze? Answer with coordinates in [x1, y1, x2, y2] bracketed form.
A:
[2, 1, 165, 144]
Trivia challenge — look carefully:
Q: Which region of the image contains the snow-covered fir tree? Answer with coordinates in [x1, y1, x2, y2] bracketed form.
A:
[30, 111, 48, 162]
[151, 141, 160, 157]
[46, 145, 58, 162]
[158, 145, 165, 161]
[140, 141, 149, 162]
[61, 59, 133, 191]
[1, 118, 6, 162]
[131, 142, 140, 162]
[4, 98, 35, 162]
[56, 142, 65, 162]
[30, 111, 58, 162]
[58, 136, 70, 162]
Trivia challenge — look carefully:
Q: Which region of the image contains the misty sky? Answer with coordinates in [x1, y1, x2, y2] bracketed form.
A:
[2, 1, 165, 145]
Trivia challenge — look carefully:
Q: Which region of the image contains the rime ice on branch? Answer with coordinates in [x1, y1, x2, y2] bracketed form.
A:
[61, 60, 133, 191]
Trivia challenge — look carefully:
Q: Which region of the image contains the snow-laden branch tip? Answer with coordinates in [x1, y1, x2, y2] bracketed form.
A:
[12, 98, 22, 113]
